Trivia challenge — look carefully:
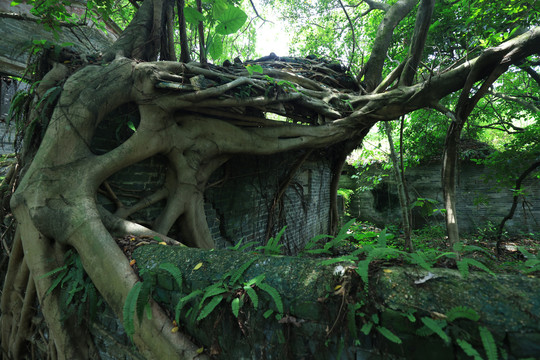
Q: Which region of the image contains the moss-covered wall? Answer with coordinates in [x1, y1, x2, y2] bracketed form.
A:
[342, 162, 540, 234]
[130, 244, 540, 360]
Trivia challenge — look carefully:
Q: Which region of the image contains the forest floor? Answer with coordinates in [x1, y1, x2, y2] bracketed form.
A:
[339, 221, 540, 276]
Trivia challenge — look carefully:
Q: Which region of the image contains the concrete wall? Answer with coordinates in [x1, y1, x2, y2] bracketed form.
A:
[344, 162, 540, 235]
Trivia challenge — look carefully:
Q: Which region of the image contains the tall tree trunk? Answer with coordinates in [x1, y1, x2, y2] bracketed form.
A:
[384, 121, 413, 251]
[441, 119, 462, 247]
[196, 0, 206, 64]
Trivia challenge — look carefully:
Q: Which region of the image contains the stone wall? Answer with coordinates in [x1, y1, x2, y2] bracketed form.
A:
[343, 161, 540, 234]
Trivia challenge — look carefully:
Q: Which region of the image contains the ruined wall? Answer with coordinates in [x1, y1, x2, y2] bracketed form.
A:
[343, 162, 540, 234]
[91, 107, 333, 254]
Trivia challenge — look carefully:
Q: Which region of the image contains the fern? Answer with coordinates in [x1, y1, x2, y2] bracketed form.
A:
[303, 234, 333, 252]
[456, 339, 483, 360]
[197, 295, 224, 321]
[457, 258, 496, 278]
[256, 226, 287, 255]
[408, 251, 433, 272]
[244, 286, 259, 308]
[199, 284, 227, 306]
[229, 258, 258, 285]
[360, 321, 373, 335]
[257, 282, 283, 313]
[229, 239, 259, 252]
[175, 289, 203, 323]
[419, 317, 450, 344]
[445, 306, 480, 322]
[158, 263, 183, 290]
[479, 326, 497, 360]
[123, 282, 143, 340]
[231, 297, 241, 317]
[136, 280, 154, 323]
[356, 259, 370, 285]
[376, 326, 402, 344]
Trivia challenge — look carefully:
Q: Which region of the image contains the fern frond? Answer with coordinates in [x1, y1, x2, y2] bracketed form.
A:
[230, 258, 257, 286]
[409, 252, 433, 271]
[446, 306, 480, 322]
[244, 286, 259, 308]
[231, 297, 241, 317]
[159, 263, 183, 290]
[456, 339, 483, 360]
[420, 317, 450, 344]
[197, 295, 224, 321]
[479, 326, 497, 360]
[257, 282, 283, 313]
[356, 259, 370, 285]
[459, 258, 496, 277]
[360, 322, 373, 335]
[416, 325, 434, 337]
[376, 326, 402, 344]
[457, 259, 470, 279]
[123, 282, 143, 340]
[175, 289, 203, 323]
[200, 284, 227, 307]
[136, 281, 153, 323]
[304, 234, 333, 251]
[39, 265, 68, 279]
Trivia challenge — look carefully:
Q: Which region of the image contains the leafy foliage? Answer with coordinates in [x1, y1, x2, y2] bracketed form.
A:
[41, 250, 102, 324]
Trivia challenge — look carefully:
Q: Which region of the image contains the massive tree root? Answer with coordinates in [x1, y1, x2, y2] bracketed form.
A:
[0, 58, 358, 358]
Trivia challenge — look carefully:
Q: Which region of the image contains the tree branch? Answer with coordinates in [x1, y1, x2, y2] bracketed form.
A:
[338, 0, 356, 70]
[399, 0, 435, 86]
[360, 0, 418, 92]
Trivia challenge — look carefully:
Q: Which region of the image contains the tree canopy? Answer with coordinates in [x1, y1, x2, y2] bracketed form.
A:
[1, 0, 539, 358]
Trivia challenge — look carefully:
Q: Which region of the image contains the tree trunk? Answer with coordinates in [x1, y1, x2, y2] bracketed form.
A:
[384, 121, 413, 251]
[441, 119, 462, 248]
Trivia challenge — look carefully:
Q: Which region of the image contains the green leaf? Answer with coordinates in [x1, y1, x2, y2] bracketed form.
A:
[456, 339, 483, 360]
[184, 7, 205, 24]
[230, 258, 257, 286]
[207, 34, 223, 60]
[136, 281, 153, 323]
[459, 258, 496, 277]
[11, 1, 24, 5]
[244, 286, 259, 308]
[200, 285, 227, 307]
[479, 326, 497, 360]
[360, 322, 373, 335]
[123, 282, 143, 340]
[420, 317, 450, 344]
[215, 6, 247, 35]
[376, 326, 402, 344]
[263, 309, 274, 318]
[159, 263, 183, 290]
[257, 282, 283, 313]
[246, 64, 264, 76]
[175, 289, 203, 323]
[127, 120, 136, 132]
[197, 295, 223, 321]
[409, 252, 433, 271]
[40, 264, 68, 279]
[445, 306, 480, 322]
[231, 297, 241, 317]
[144, 302, 152, 320]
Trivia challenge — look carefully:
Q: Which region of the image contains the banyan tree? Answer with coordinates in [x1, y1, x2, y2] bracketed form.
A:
[1, 0, 539, 358]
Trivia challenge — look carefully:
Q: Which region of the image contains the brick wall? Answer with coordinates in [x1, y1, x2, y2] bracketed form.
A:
[92, 106, 334, 254]
[344, 162, 540, 234]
